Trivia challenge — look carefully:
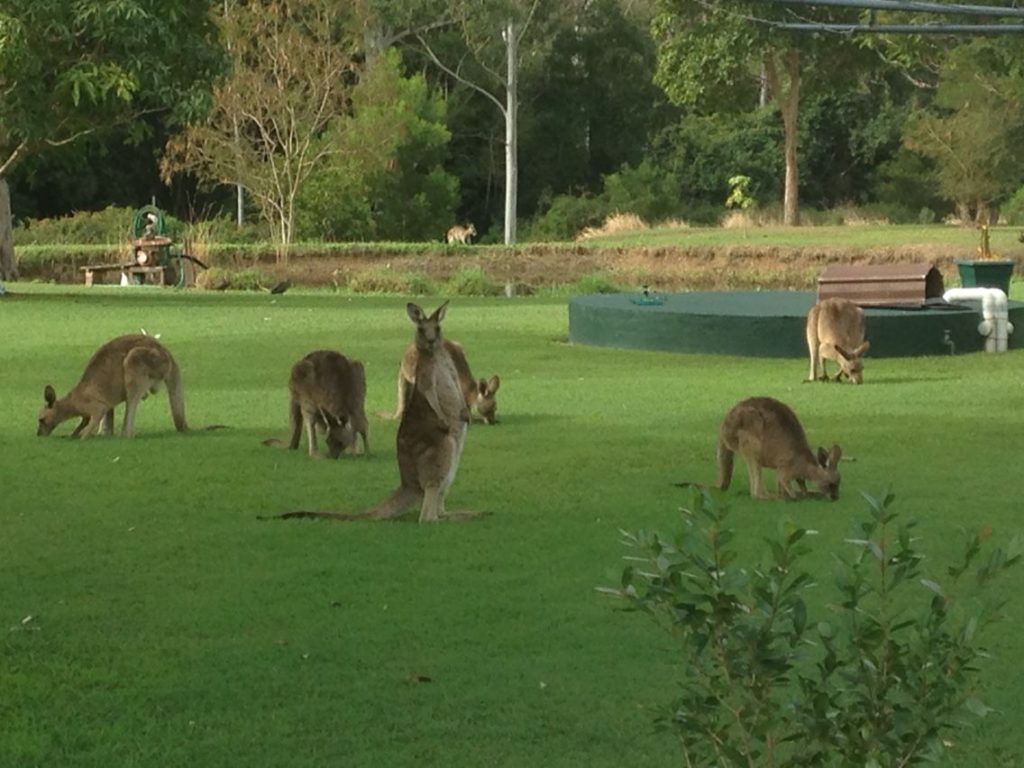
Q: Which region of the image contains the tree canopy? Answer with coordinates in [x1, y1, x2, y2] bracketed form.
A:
[0, 0, 224, 278]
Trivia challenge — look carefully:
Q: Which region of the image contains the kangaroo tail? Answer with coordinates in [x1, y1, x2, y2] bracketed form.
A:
[167, 357, 188, 432]
[716, 439, 734, 491]
[262, 487, 421, 522]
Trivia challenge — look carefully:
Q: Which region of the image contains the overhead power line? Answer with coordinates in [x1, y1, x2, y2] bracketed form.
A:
[770, 0, 1024, 17]
[776, 21, 1024, 32]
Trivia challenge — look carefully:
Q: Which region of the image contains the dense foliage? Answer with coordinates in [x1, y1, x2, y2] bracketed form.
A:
[6, 0, 1024, 245]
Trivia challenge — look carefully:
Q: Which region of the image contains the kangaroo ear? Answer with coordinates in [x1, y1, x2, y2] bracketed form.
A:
[44, 385, 57, 407]
[853, 341, 870, 357]
[834, 345, 851, 361]
[817, 446, 829, 467]
[829, 444, 843, 465]
[486, 375, 501, 394]
[432, 300, 449, 322]
[407, 303, 425, 324]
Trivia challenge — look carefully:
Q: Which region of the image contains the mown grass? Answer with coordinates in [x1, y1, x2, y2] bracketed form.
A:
[1, 283, 1023, 767]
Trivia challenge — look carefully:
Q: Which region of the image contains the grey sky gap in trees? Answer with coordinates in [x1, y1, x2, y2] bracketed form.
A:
[0, 0, 224, 283]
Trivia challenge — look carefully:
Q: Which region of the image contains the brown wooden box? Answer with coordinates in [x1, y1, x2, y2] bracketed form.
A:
[817, 264, 945, 306]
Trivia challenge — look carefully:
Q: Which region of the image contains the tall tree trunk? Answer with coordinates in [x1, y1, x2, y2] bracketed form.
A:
[0, 177, 18, 281]
[765, 51, 801, 227]
[504, 19, 518, 246]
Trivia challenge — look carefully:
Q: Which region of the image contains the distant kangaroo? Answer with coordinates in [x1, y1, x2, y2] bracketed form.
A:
[717, 396, 842, 501]
[37, 334, 188, 438]
[386, 340, 501, 425]
[274, 302, 476, 523]
[806, 298, 870, 384]
[446, 223, 477, 245]
[279, 350, 369, 458]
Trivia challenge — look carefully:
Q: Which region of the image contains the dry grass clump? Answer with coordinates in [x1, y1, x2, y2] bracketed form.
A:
[577, 212, 648, 240]
[659, 218, 691, 230]
[721, 210, 760, 229]
[834, 206, 891, 227]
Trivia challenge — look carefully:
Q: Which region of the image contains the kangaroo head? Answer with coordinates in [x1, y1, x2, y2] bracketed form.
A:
[834, 342, 870, 384]
[476, 375, 501, 424]
[814, 444, 843, 500]
[467, 223, 477, 238]
[37, 385, 63, 436]
[407, 301, 449, 354]
[322, 412, 354, 459]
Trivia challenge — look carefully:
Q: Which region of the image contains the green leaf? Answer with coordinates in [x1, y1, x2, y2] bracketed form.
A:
[965, 697, 994, 717]
[920, 579, 945, 598]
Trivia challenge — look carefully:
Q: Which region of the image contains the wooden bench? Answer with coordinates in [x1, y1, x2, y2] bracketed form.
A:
[80, 264, 165, 287]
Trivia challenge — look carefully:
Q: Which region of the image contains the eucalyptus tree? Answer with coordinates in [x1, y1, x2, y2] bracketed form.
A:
[411, 0, 577, 245]
[652, 0, 869, 224]
[0, 0, 223, 282]
[163, 0, 378, 262]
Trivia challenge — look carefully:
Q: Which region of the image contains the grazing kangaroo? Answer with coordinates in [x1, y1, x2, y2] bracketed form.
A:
[387, 340, 501, 425]
[37, 334, 188, 438]
[445, 223, 476, 245]
[717, 396, 842, 501]
[274, 302, 476, 523]
[806, 298, 870, 384]
[283, 350, 368, 458]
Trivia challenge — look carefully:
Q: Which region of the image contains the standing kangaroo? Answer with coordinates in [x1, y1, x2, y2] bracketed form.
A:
[445, 223, 476, 245]
[37, 334, 187, 438]
[387, 340, 501, 425]
[274, 302, 475, 523]
[806, 298, 870, 384]
[717, 396, 842, 501]
[283, 350, 369, 458]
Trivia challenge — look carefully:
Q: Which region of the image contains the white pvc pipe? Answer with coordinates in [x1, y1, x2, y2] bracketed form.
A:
[943, 287, 1011, 353]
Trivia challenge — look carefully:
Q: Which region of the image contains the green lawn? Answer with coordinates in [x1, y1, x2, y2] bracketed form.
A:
[1, 283, 1022, 767]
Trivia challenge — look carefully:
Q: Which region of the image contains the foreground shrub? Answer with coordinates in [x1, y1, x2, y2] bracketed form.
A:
[604, 489, 1019, 767]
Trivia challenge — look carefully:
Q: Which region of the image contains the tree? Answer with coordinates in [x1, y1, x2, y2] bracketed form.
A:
[651, 1, 868, 225]
[413, 0, 557, 245]
[295, 49, 457, 241]
[0, 0, 224, 281]
[903, 40, 1024, 224]
[163, 0, 371, 261]
[519, 0, 668, 213]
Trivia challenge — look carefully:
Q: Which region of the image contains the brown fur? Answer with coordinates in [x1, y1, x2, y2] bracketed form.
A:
[717, 396, 842, 501]
[37, 334, 187, 438]
[387, 339, 501, 425]
[445, 223, 476, 245]
[283, 350, 368, 458]
[275, 302, 477, 523]
[806, 298, 870, 384]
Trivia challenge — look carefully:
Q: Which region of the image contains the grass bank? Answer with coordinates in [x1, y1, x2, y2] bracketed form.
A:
[13, 224, 1024, 293]
[0, 284, 1022, 766]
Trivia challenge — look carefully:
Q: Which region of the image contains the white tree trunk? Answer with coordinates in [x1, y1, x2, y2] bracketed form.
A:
[504, 19, 518, 246]
[0, 177, 18, 281]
